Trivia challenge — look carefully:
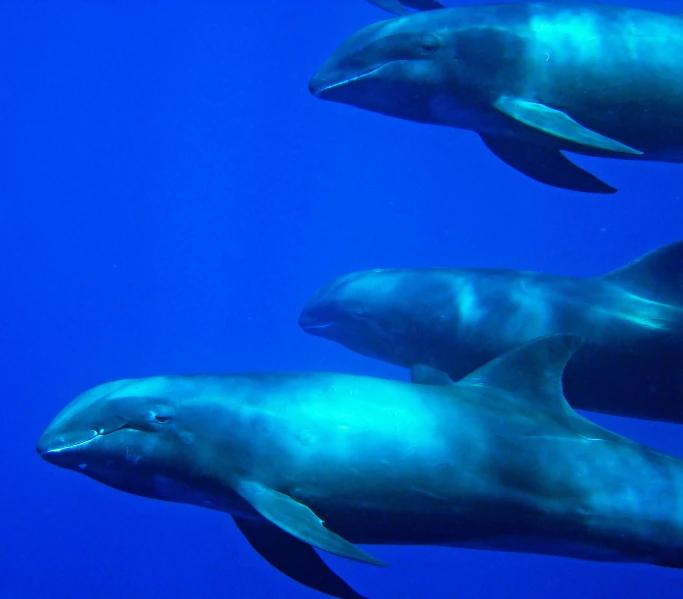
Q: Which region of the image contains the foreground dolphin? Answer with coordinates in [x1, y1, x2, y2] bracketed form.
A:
[309, 3, 683, 193]
[366, 0, 446, 17]
[38, 336, 683, 598]
[299, 240, 683, 423]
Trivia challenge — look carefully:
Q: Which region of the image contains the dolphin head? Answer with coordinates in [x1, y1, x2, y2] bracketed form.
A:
[36, 377, 209, 499]
[299, 269, 455, 367]
[38, 374, 329, 514]
[309, 8, 526, 127]
[309, 13, 451, 123]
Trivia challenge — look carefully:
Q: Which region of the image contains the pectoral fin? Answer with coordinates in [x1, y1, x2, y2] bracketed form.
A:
[366, 0, 445, 15]
[493, 96, 642, 155]
[235, 480, 387, 567]
[403, 0, 447, 10]
[366, 0, 411, 15]
[233, 516, 369, 599]
[480, 134, 617, 193]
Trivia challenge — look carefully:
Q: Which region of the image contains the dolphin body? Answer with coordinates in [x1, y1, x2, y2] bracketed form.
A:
[299, 240, 683, 424]
[38, 336, 683, 598]
[309, 3, 683, 193]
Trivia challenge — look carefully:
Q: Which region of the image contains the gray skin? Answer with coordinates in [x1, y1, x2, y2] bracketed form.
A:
[36, 336, 683, 598]
[309, 3, 683, 193]
[299, 240, 683, 424]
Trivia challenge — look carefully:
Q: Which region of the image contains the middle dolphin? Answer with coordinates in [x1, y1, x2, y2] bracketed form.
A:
[299, 240, 683, 424]
[37, 336, 683, 597]
[309, 3, 683, 193]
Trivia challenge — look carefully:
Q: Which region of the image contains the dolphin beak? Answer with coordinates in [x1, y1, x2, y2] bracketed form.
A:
[300, 322, 331, 332]
[298, 310, 335, 333]
[308, 74, 334, 98]
[36, 429, 99, 461]
[298, 311, 319, 331]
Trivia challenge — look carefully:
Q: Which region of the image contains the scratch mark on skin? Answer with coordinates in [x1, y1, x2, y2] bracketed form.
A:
[578, 433, 608, 442]
[125, 447, 141, 465]
[380, 408, 400, 435]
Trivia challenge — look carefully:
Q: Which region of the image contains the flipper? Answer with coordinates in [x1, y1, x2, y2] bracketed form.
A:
[365, 0, 444, 16]
[235, 480, 387, 566]
[601, 240, 683, 302]
[233, 516, 369, 599]
[402, 0, 446, 10]
[365, 0, 410, 15]
[493, 96, 643, 155]
[410, 364, 453, 386]
[480, 134, 617, 193]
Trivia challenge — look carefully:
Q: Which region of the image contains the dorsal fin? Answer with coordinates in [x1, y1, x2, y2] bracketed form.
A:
[410, 364, 453, 386]
[456, 334, 581, 418]
[456, 334, 627, 443]
[601, 240, 683, 302]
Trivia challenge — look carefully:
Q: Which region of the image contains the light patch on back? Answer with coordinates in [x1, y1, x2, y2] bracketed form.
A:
[529, 7, 683, 74]
[113, 376, 172, 399]
[344, 270, 402, 304]
[600, 289, 679, 331]
[504, 279, 552, 340]
[456, 281, 484, 327]
[285, 377, 448, 470]
[530, 12, 601, 43]
[529, 10, 604, 69]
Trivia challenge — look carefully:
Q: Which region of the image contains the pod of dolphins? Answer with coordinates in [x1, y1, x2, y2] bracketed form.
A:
[37, 3, 683, 599]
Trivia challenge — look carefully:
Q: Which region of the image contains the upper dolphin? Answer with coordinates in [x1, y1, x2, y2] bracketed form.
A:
[36, 336, 683, 597]
[309, 3, 683, 193]
[299, 240, 683, 423]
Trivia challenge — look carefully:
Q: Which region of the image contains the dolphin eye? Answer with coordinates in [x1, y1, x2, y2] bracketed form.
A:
[153, 414, 172, 424]
[420, 35, 440, 53]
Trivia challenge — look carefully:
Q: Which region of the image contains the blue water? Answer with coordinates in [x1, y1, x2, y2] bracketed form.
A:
[3, 1, 683, 597]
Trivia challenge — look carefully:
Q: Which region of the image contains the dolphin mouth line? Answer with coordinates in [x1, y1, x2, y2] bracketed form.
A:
[40, 430, 100, 455]
[300, 322, 332, 331]
[313, 62, 394, 95]
[39, 423, 139, 456]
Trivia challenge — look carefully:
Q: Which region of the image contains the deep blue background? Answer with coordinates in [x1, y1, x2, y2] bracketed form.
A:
[2, 1, 683, 597]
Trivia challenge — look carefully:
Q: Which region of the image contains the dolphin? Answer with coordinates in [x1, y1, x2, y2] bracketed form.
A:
[365, 0, 446, 17]
[299, 240, 683, 424]
[38, 336, 683, 598]
[308, 3, 683, 193]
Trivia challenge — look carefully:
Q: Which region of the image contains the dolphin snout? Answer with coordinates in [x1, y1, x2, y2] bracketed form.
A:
[298, 308, 324, 331]
[298, 318, 331, 332]
[298, 299, 336, 332]
[36, 429, 98, 460]
[308, 74, 331, 97]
